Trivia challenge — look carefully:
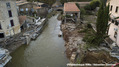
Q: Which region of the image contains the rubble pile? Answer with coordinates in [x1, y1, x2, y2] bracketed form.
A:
[61, 23, 84, 61]
[81, 51, 119, 64]
[61, 22, 119, 64]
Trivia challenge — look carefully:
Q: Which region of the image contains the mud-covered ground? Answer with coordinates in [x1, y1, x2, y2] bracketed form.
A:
[60, 22, 119, 66]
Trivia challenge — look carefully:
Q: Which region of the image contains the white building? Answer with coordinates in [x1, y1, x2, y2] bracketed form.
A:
[0, 1, 21, 38]
[108, 0, 119, 47]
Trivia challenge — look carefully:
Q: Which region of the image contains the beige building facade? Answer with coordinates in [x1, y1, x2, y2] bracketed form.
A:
[0, 1, 21, 38]
[108, 0, 119, 47]
[16, 1, 37, 15]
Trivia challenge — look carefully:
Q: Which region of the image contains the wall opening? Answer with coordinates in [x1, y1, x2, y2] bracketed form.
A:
[0, 33, 5, 38]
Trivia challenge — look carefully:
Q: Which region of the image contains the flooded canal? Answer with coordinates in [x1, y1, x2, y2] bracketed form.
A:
[6, 15, 68, 67]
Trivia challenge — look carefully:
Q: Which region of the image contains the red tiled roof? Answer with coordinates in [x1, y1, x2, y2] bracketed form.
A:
[19, 16, 27, 26]
[34, 7, 41, 10]
[64, 3, 80, 12]
[68, 2, 90, 5]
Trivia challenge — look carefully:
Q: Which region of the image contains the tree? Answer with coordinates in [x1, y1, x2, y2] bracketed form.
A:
[84, 0, 100, 10]
[96, 2, 104, 36]
[83, 1, 110, 46]
[104, 4, 110, 35]
[90, 0, 101, 10]
[95, 1, 109, 45]
[76, 3, 80, 9]
[84, 4, 91, 10]
[27, 0, 93, 5]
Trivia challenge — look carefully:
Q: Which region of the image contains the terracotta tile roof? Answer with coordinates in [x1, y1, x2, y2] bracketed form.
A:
[19, 16, 27, 26]
[64, 3, 80, 12]
[34, 7, 41, 10]
[16, 1, 22, 3]
[37, 2, 44, 5]
[33, 2, 44, 5]
[68, 2, 90, 5]
[16, 1, 29, 6]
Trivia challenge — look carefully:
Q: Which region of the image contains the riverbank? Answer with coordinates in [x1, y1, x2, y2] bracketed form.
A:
[7, 18, 48, 53]
[4, 10, 59, 54]
[61, 22, 84, 60]
[0, 14, 51, 54]
[60, 21, 119, 66]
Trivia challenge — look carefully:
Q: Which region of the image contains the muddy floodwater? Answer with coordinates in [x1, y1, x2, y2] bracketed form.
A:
[6, 15, 68, 67]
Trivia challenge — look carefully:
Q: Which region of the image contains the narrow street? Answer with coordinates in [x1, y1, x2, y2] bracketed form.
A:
[6, 15, 68, 67]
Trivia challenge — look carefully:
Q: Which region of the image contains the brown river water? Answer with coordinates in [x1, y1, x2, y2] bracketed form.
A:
[5, 15, 68, 67]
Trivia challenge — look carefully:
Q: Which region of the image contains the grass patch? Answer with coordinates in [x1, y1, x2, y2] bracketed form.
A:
[83, 15, 97, 23]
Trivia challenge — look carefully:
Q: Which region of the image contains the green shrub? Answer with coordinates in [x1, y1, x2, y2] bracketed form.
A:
[65, 15, 72, 18]
[90, 0, 101, 10]
[84, 4, 91, 10]
[76, 3, 80, 9]
[80, 8, 86, 15]
[87, 23, 92, 28]
[79, 28, 88, 33]
[61, 11, 63, 14]
[86, 11, 93, 15]
[84, 0, 100, 10]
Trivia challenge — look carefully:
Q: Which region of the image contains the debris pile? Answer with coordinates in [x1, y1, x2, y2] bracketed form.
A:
[61, 23, 84, 61]
[81, 51, 119, 64]
[61, 22, 119, 64]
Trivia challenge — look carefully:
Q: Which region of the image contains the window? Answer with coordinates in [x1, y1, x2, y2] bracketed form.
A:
[115, 6, 118, 13]
[112, 19, 114, 23]
[0, 23, 2, 29]
[20, 8, 24, 11]
[8, 10, 12, 17]
[0, 33, 4, 38]
[114, 31, 117, 38]
[110, 5, 113, 11]
[26, 8, 28, 11]
[6, 2, 11, 8]
[10, 20, 14, 27]
[33, 19, 34, 22]
[115, 21, 119, 26]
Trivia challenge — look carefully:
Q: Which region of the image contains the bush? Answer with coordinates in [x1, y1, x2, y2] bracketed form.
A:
[86, 11, 93, 15]
[65, 15, 72, 18]
[80, 8, 86, 15]
[90, 0, 101, 10]
[84, 0, 100, 10]
[82, 27, 100, 46]
[83, 31, 97, 46]
[87, 23, 92, 28]
[76, 3, 80, 9]
[79, 28, 88, 33]
[84, 4, 91, 10]
[61, 11, 63, 14]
